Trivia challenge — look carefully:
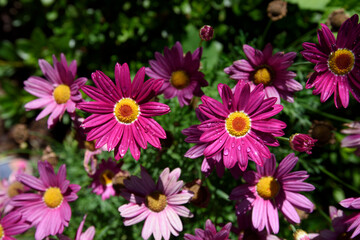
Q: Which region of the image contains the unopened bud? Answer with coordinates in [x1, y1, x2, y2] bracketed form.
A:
[289, 133, 317, 154]
[199, 25, 214, 41]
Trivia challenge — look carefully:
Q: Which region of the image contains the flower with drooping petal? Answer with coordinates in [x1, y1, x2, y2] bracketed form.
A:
[301, 14, 360, 108]
[24, 53, 87, 128]
[119, 167, 193, 240]
[340, 197, 360, 238]
[184, 219, 231, 240]
[145, 41, 208, 107]
[341, 121, 360, 156]
[57, 214, 95, 240]
[89, 158, 124, 200]
[230, 153, 315, 234]
[224, 43, 302, 104]
[0, 211, 30, 240]
[11, 161, 81, 240]
[182, 109, 244, 178]
[78, 63, 170, 161]
[289, 133, 317, 154]
[188, 81, 286, 171]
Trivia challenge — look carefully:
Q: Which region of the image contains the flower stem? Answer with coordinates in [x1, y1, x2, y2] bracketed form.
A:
[318, 166, 360, 195]
[258, 20, 272, 49]
[291, 62, 313, 66]
[290, 224, 297, 232]
[276, 136, 289, 142]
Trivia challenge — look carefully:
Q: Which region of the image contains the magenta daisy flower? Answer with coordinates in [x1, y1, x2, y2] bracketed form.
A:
[24, 53, 87, 128]
[301, 14, 360, 108]
[341, 122, 360, 156]
[89, 158, 124, 200]
[184, 219, 232, 240]
[224, 43, 302, 104]
[0, 211, 30, 240]
[145, 41, 208, 106]
[230, 153, 315, 234]
[192, 81, 285, 171]
[340, 197, 360, 238]
[78, 63, 170, 161]
[11, 161, 81, 240]
[118, 167, 193, 240]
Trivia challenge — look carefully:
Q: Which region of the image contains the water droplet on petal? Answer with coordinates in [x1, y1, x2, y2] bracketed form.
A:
[247, 147, 251, 153]
[237, 145, 241, 151]
[231, 142, 235, 148]
[224, 148, 229, 156]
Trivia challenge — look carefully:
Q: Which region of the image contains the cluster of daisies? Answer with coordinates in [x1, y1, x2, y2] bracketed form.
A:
[1, 14, 360, 240]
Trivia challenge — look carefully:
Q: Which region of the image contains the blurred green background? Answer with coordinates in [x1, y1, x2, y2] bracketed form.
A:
[1, 0, 360, 239]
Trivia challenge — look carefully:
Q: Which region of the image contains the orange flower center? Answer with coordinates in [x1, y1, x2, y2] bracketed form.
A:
[253, 66, 273, 86]
[99, 169, 115, 186]
[145, 191, 167, 212]
[256, 176, 280, 199]
[328, 48, 355, 75]
[53, 84, 71, 104]
[170, 70, 190, 89]
[43, 187, 63, 208]
[225, 111, 251, 137]
[114, 98, 140, 124]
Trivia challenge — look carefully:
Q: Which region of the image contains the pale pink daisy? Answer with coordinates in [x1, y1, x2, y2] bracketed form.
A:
[340, 197, 360, 238]
[89, 158, 124, 200]
[224, 43, 302, 104]
[0, 211, 30, 240]
[11, 161, 81, 240]
[301, 14, 360, 108]
[189, 81, 285, 171]
[24, 53, 87, 128]
[145, 41, 208, 107]
[119, 167, 193, 240]
[230, 153, 315, 234]
[184, 219, 232, 240]
[78, 63, 170, 161]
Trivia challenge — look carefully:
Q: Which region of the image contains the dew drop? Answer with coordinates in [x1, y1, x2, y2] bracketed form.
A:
[231, 142, 235, 148]
[247, 147, 251, 153]
[224, 148, 229, 156]
[237, 145, 241, 151]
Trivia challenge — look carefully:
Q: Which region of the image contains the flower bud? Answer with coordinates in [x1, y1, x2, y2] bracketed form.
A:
[199, 25, 214, 41]
[289, 133, 317, 154]
[293, 230, 310, 240]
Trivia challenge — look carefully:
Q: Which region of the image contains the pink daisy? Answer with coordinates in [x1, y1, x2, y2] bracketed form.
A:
[339, 197, 360, 238]
[89, 158, 124, 200]
[184, 219, 232, 240]
[224, 43, 302, 104]
[11, 161, 81, 240]
[24, 53, 87, 128]
[301, 14, 360, 108]
[230, 153, 315, 234]
[78, 63, 170, 161]
[182, 109, 244, 178]
[0, 211, 30, 240]
[118, 167, 193, 240]
[145, 41, 208, 107]
[57, 215, 95, 240]
[191, 81, 285, 171]
[341, 121, 360, 156]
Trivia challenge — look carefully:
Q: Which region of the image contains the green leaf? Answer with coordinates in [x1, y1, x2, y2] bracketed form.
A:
[287, 0, 331, 10]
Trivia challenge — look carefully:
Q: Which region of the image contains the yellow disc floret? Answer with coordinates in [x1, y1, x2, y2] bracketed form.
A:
[43, 187, 64, 208]
[53, 84, 71, 104]
[328, 48, 355, 76]
[99, 169, 115, 186]
[256, 176, 280, 200]
[225, 111, 251, 137]
[114, 98, 140, 124]
[145, 191, 167, 212]
[170, 70, 190, 89]
[0, 224, 3, 239]
[253, 67, 273, 86]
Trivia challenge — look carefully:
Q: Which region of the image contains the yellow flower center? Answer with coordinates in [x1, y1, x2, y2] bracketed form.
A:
[53, 84, 71, 104]
[7, 181, 24, 198]
[114, 98, 140, 124]
[0, 224, 3, 239]
[328, 48, 355, 76]
[170, 70, 190, 89]
[225, 111, 251, 137]
[253, 66, 273, 86]
[293, 229, 310, 240]
[256, 176, 280, 199]
[99, 169, 115, 186]
[145, 191, 167, 212]
[43, 187, 63, 208]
